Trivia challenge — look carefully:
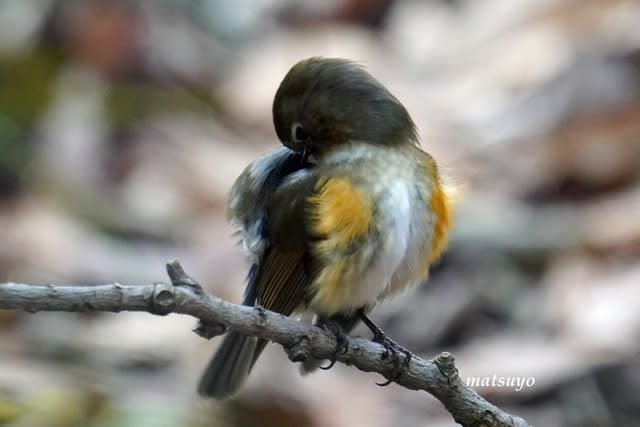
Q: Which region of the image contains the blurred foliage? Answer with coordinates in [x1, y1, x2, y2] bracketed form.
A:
[0, 48, 60, 195]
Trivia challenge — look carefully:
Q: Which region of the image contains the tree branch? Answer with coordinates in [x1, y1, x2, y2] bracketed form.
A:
[0, 260, 530, 427]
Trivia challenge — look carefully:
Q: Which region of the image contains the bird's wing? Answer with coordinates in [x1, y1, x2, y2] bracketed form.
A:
[254, 169, 320, 315]
[228, 146, 308, 264]
[228, 146, 319, 316]
[245, 167, 320, 369]
[265, 171, 381, 316]
[231, 150, 379, 317]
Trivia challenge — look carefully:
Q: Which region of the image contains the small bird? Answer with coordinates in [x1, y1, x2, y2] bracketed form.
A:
[198, 57, 453, 399]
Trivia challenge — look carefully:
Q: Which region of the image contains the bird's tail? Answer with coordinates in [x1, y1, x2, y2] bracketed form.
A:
[197, 332, 261, 399]
[198, 264, 265, 399]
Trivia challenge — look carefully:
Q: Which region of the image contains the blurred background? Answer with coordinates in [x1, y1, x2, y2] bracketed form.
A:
[1, 0, 640, 426]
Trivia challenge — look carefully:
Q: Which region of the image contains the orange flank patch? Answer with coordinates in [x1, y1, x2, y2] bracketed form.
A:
[414, 156, 453, 279]
[307, 177, 373, 314]
[308, 177, 373, 245]
[428, 180, 452, 264]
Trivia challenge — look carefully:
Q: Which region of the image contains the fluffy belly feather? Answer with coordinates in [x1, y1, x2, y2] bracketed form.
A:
[309, 178, 430, 314]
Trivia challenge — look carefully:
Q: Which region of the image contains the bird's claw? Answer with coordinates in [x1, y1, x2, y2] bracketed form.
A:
[374, 333, 412, 386]
[319, 321, 349, 370]
[356, 309, 413, 386]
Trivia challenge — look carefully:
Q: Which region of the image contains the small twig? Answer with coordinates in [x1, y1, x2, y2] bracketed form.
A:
[0, 260, 530, 427]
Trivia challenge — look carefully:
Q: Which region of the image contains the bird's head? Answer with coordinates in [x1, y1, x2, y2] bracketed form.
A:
[272, 57, 418, 159]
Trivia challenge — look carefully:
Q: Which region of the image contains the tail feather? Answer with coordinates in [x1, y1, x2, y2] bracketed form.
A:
[198, 332, 259, 399]
[198, 264, 264, 399]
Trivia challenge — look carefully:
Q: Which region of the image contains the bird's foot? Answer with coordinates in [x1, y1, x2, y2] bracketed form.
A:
[372, 332, 412, 386]
[319, 320, 349, 370]
[357, 309, 412, 386]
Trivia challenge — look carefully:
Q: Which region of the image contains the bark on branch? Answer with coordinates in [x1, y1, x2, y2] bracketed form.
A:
[0, 260, 530, 427]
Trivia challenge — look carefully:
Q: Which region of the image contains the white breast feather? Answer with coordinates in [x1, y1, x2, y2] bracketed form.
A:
[350, 180, 411, 307]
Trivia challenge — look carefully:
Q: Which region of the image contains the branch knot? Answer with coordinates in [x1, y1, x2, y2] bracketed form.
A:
[151, 283, 176, 315]
[285, 336, 312, 363]
[435, 351, 458, 378]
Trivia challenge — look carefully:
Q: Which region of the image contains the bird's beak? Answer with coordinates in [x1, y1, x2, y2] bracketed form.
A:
[301, 138, 311, 165]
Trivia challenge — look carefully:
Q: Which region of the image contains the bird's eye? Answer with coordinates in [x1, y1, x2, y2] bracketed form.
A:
[291, 122, 309, 143]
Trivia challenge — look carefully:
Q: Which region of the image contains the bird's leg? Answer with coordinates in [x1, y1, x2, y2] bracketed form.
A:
[317, 318, 350, 370]
[357, 309, 413, 386]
